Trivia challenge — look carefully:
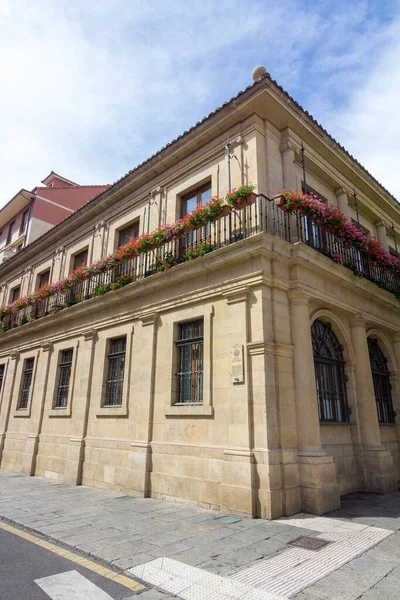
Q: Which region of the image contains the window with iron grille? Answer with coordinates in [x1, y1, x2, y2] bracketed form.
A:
[104, 337, 126, 406]
[368, 338, 395, 424]
[0, 364, 5, 393]
[18, 358, 34, 409]
[312, 320, 349, 423]
[55, 349, 73, 408]
[176, 320, 203, 404]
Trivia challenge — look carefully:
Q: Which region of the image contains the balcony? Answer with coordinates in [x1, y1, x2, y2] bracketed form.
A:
[1, 194, 399, 334]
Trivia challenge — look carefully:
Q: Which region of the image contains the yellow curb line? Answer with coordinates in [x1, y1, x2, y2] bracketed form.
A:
[0, 521, 144, 593]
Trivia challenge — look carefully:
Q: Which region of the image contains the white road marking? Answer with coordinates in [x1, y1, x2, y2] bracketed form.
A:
[35, 570, 114, 600]
[129, 557, 284, 600]
[129, 516, 392, 600]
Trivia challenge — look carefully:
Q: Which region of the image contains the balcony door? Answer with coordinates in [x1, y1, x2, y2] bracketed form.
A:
[181, 183, 212, 252]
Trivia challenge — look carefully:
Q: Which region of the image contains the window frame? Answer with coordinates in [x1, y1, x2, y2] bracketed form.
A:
[6, 222, 15, 246]
[20, 210, 29, 235]
[54, 349, 74, 408]
[165, 310, 213, 417]
[311, 320, 350, 424]
[10, 285, 21, 304]
[175, 319, 204, 405]
[368, 338, 396, 425]
[181, 182, 212, 249]
[103, 337, 127, 407]
[18, 357, 35, 410]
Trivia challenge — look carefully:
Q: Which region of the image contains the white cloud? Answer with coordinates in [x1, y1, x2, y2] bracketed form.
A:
[0, 0, 398, 206]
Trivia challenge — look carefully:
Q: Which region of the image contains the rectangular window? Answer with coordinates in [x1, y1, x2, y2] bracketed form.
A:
[20, 210, 29, 234]
[38, 270, 50, 289]
[6, 222, 15, 245]
[0, 364, 5, 392]
[118, 222, 139, 248]
[181, 183, 212, 248]
[10, 286, 20, 303]
[19, 358, 34, 409]
[104, 337, 126, 406]
[176, 319, 204, 404]
[55, 349, 73, 408]
[73, 249, 88, 269]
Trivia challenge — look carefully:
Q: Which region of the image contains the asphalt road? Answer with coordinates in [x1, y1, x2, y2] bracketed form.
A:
[0, 526, 139, 600]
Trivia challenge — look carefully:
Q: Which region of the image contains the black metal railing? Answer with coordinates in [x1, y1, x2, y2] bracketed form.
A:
[2, 195, 399, 333]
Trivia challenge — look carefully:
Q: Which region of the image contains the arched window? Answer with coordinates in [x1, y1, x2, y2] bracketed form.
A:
[311, 320, 349, 422]
[368, 338, 395, 424]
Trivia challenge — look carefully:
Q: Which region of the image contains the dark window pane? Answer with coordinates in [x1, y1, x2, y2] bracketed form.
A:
[11, 286, 20, 303]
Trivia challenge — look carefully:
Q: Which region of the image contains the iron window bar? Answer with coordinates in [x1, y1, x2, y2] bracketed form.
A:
[19, 358, 34, 409]
[368, 338, 396, 424]
[312, 320, 350, 423]
[104, 337, 126, 406]
[176, 320, 204, 405]
[55, 349, 73, 408]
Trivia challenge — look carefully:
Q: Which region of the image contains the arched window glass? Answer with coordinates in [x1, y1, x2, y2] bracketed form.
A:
[311, 320, 349, 422]
[367, 338, 395, 424]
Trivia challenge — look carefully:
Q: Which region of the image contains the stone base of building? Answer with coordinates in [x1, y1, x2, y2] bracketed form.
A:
[362, 445, 398, 494]
[298, 450, 341, 515]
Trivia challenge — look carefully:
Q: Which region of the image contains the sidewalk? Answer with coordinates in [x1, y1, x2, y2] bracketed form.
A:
[0, 471, 399, 599]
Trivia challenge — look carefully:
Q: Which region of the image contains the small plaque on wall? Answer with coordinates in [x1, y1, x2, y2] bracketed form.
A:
[231, 344, 244, 383]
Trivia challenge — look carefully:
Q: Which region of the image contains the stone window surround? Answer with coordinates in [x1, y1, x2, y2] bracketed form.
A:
[165, 307, 214, 417]
[95, 325, 134, 418]
[114, 218, 141, 250]
[13, 349, 40, 418]
[65, 243, 91, 279]
[48, 339, 80, 418]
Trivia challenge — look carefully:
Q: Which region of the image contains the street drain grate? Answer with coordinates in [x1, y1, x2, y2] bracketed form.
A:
[289, 536, 332, 550]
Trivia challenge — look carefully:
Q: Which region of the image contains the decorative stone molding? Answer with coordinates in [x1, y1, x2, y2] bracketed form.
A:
[82, 329, 98, 341]
[287, 289, 310, 305]
[41, 341, 53, 353]
[279, 127, 301, 155]
[222, 286, 248, 305]
[10, 350, 19, 361]
[335, 187, 352, 198]
[139, 311, 159, 327]
[223, 448, 254, 458]
[247, 341, 294, 358]
[350, 315, 368, 329]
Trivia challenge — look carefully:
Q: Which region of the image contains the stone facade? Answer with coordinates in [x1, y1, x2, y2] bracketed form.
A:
[0, 77, 399, 518]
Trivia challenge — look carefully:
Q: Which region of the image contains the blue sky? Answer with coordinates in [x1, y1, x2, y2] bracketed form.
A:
[0, 0, 399, 203]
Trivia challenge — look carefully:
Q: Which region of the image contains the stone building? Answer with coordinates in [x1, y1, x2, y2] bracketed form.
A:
[0, 72, 399, 519]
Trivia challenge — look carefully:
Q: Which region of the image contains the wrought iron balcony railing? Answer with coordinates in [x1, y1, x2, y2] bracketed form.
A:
[1, 195, 399, 333]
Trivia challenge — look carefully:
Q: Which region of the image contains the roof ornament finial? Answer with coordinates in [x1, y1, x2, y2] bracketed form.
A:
[252, 65, 267, 82]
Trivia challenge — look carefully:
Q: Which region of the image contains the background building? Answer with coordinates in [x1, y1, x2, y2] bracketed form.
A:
[0, 72, 398, 518]
[0, 171, 109, 265]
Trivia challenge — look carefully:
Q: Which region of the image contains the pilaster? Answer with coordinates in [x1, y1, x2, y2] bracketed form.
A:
[335, 188, 351, 220]
[64, 329, 97, 485]
[375, 221, 389, 252]
[350, 316, 396, 493]
[289, 289, 340, 514]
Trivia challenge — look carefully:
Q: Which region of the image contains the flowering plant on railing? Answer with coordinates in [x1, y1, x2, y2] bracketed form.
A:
[0, 195, 233, 322]
[278, 191, 400, 275]
[225, 184, 256, 208]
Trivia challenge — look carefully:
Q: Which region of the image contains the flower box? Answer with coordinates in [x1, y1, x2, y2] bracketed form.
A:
[273, 194, 287, 208]
[214, 204, 231, 220]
